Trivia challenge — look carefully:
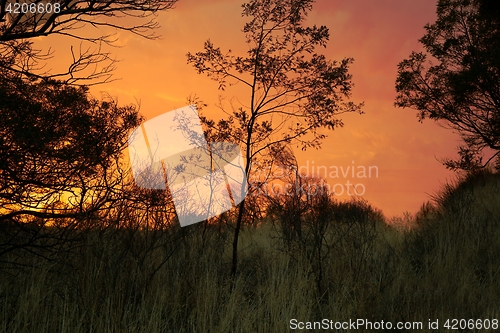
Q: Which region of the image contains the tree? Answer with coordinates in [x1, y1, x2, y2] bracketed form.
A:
[0, 68, 142, 260]
[187, 0, 362, 275]
[395, 0, 500, 171]
[0, 0, 179, 260]
[0, 0, 178, 83]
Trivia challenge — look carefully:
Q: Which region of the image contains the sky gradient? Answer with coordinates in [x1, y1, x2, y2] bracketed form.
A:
[38, 0, 462, 217]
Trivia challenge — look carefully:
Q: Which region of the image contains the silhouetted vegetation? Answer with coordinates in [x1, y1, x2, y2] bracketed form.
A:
[0, 0, 178, 268]
[0, 0, 178, 83]
[0, 71, 143, 264]
[2, 0, 499, 332]
[187, 0, 363, 275]
[1, 168, 499, 332]
[396, 0, 500, 170]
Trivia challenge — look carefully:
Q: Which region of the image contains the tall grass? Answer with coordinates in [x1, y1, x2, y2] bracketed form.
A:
[1, 169, 499, 332]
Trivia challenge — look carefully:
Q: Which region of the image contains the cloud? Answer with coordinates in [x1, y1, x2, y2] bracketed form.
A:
[52, 0, 456, 217]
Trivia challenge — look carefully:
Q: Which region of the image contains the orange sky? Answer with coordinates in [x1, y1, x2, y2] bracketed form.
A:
[36, 0, 462, 217]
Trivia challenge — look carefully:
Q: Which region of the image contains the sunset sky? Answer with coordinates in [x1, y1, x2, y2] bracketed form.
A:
[39, 0, 462, 217]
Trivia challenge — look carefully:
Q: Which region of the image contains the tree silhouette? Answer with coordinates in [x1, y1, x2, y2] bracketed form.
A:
[0, 68, 142, 260]
[187, 0, 362, 275]
[395, 0, 500, 171]
[0, 0, 179, 261]
[0, 0, 178, 83]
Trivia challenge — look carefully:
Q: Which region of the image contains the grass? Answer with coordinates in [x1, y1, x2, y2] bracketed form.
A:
[1, 169, 500, 332]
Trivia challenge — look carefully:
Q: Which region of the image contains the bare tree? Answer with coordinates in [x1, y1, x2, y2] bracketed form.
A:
[187, 0, 362, 275]
[0, 0, 178, 83]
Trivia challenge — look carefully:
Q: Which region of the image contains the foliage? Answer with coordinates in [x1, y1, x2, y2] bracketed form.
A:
[0, 0, 178, 260]
[0, 70, 142, 259]
[395, 0, 500, 170]
[187, 0, 362, 275]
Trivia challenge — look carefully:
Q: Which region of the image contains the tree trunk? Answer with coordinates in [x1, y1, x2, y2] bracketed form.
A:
[231, 199, 246, 277]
